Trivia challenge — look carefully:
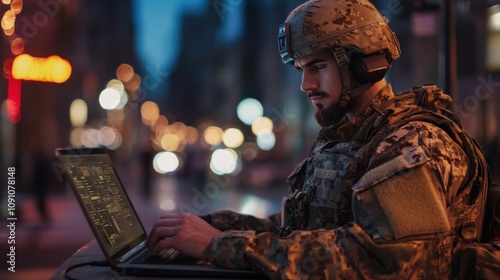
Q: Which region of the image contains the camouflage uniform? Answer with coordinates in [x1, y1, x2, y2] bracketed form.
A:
[202, 84, 484, 279]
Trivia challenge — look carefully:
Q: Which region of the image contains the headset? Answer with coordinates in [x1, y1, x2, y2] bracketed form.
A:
[350, 51, 391, 85]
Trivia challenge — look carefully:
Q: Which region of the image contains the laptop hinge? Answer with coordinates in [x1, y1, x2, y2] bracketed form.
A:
[117, 241, 145, 263]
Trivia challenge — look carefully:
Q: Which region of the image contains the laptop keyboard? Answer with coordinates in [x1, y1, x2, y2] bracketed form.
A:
[131, 248, 179, 264]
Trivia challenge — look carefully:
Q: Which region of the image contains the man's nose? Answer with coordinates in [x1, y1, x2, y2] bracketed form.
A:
[300, 72, 318, 92]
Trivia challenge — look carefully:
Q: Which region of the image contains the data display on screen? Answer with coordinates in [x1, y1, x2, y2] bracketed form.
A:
[60, 154, 144, 256]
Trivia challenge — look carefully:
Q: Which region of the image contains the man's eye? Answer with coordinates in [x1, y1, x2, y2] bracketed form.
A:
[313, 64, 325, 70]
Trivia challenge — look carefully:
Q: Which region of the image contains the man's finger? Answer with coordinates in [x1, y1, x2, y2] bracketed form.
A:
[146, 217, 183, 246]
[150, 236, 174, 256]
[147, 226, 178, 251]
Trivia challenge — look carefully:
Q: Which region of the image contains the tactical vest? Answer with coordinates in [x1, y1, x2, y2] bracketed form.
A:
[280, 86, 489, 267]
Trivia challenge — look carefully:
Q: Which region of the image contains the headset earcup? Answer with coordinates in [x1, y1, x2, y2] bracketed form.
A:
[350, 52, 390, 84]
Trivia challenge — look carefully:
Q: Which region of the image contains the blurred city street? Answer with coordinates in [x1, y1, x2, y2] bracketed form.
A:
[1, 0, 500, 279]
[0, 163, 287, 280]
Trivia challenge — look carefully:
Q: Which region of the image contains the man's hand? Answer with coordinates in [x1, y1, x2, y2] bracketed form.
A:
[146, 212, 221, 260]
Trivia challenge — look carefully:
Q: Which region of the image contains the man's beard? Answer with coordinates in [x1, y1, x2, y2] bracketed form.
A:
[314, 102, 347, 127]
[308, 90, 351, 127]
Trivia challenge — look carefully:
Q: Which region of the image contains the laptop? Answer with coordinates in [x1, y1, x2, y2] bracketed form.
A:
[56, 147, 265, 278]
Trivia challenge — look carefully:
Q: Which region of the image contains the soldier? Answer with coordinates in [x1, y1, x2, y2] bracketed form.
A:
[147, 0, 490, 279]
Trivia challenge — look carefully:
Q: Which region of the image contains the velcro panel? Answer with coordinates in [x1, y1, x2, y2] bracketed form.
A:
[314, 168, 338, 180]
[354, 146, 450, 239]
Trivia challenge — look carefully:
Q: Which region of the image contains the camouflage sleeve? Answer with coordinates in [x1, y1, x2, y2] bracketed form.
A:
[208, 221, 441, 279]
[200, 210, 281, 234]
[206, 121, 468, 279]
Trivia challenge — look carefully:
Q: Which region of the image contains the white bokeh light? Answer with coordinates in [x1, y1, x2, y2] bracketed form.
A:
[107, 79, 128, 110]
[256, 131, 276, 151]
[210, 148, 238, 175]
[99, 88, 121, 110]
[153, 152, 180, 174]
[116, 90, 128, 110]
[237, 98, 263, 125]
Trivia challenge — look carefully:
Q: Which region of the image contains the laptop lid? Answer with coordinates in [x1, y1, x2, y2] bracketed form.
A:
[56, 147, 267, 278]
[56, 148, 146, 266]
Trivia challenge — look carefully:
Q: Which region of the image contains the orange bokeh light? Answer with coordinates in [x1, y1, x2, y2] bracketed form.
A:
[12, 54, 72, 83]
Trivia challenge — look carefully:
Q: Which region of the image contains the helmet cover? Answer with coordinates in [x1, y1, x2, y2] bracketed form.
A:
[278, 0, 401, 64]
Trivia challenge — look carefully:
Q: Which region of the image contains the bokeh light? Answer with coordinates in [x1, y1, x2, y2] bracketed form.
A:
[153, 152, 179, 174]
[81, 128, 100, 148]
[107, 79, 124, 92]
[10, 37, 24, 55]
[251, 116, 273, 135]
[10, 0, 22, 14]
[48, 55, 72, 83]
[160, 133, 181, 152]
[116, 63, 134, 82]
[185, 126, 199, 144]
[237, 98, 263, 125]
[203, 126, 223, 146]
[69, 128, 84, 147]
[170, 122, 187, 140]
[12, 54, 72, 83]
[2, 10, 15, 30]
[222, 128, 244, 148]
[124, 73, 141, 92]
[69, 99, 87, 127]
[141, 101, 160, 125]
[210, 148, 238, 175]
[256, 130, 275, 151]
[153, 115, 169, 129]
[98, 88, 120, 110]
[106, 79, 128, 109]
[98, 126, 122, 150]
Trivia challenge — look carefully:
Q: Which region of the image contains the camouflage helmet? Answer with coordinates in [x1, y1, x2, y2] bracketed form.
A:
[278, 0, 401, 107]
[278, 0, 400, 64]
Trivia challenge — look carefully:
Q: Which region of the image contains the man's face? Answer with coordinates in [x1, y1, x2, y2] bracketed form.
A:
[294, 51, 346, 127]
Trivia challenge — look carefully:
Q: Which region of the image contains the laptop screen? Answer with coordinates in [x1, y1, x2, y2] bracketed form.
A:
[58, 149, 146, 259]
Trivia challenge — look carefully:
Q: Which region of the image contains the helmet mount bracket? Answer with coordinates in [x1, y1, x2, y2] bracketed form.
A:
[333, 47, 355, 108]
[278, 23, 293, 64]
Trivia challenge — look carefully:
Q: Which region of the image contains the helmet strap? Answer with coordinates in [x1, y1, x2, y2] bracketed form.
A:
[333, 47, 358, 108]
